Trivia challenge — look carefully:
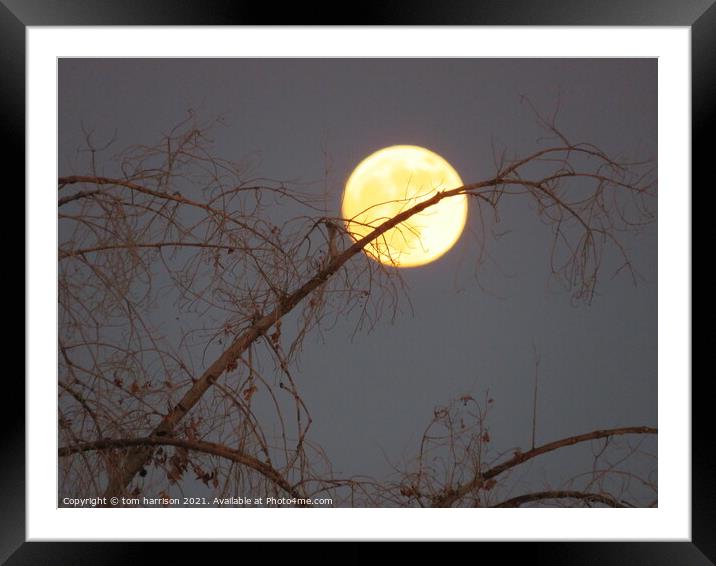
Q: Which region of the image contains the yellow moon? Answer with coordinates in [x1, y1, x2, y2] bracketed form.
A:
[342, 145, 467, 268]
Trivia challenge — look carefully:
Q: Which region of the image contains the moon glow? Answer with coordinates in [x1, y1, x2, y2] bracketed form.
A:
[342, 145, 468, 268]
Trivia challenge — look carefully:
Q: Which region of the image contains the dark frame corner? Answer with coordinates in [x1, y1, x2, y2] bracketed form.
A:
[5, 0, 707, 563]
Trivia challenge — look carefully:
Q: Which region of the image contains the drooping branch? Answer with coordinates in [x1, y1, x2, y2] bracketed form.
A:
[59, 435, 301, 500]
[431, 426, 657, 507]
[491, 490, 629, 508]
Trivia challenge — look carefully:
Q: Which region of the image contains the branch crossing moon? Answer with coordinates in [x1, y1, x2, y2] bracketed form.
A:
[342, 145, 468, 267]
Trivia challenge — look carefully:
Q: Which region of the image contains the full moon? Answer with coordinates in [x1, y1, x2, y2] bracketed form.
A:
[342, 145, 468, 268]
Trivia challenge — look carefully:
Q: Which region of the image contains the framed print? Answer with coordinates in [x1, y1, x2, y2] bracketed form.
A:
[6, 0, 705, 563]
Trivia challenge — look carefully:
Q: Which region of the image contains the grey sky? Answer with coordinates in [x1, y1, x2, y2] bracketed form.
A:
[59, 58, 657, 503]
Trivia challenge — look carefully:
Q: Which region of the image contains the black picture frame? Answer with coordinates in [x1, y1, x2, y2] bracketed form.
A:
[5, 1, 705, 563]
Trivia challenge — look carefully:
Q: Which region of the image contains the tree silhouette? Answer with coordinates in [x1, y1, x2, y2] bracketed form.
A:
[58, 107, 657, 507]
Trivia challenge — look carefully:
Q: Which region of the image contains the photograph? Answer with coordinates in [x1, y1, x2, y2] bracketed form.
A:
[57, 57, 658, 510]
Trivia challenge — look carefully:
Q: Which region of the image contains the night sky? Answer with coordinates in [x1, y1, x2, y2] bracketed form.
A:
[59, 58, 657, 502]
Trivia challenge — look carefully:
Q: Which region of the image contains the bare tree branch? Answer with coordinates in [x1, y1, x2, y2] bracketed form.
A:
[431, 426, 656, 507]
[491, 490, 629, 508]
[59, 435, 301, 500]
